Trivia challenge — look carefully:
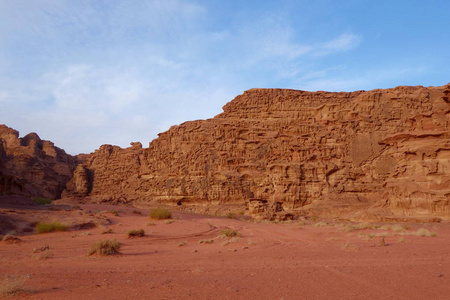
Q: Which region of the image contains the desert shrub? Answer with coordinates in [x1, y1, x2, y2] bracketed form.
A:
[2, 234, 21, 244]
[198, 239, 214, 244]
[226, 212, 236, 219]
[238, 211, 245, 215]
[101, 229, 113, 234]
[36, 222, 68, 234]
[415, 228, 438, 237]
[220, 228, 241, 238]
[110, 211, 119, 216]
[33, 197, 52, 205]
[87, 239, 122, 256]
[0, 276, 26, 297]
[127, 229, 145, 238]
[149, 208, 172, 220]
[132, 210, 142, 215]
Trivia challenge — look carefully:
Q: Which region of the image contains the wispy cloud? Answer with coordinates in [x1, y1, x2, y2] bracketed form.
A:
[0, 1, 367, 154]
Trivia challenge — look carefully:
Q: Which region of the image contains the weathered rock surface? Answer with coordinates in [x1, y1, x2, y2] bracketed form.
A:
[0, 125, 78, 199]
[63, 84, 450, 221]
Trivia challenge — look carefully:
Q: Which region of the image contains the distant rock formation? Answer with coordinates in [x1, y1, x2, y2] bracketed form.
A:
[0, 125, 78, 199]
[63, 84, 450, 221]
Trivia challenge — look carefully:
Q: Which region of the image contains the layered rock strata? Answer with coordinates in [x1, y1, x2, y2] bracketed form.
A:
[64, 84, 450, 220]
[0, 125, 78, 199]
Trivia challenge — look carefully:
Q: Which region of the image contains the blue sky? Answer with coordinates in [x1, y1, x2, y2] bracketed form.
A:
[0, 0, 449, 154]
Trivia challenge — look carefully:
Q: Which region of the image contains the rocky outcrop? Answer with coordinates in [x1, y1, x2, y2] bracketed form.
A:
[63, 84, 450, 221]
[0, 125, 78, 199]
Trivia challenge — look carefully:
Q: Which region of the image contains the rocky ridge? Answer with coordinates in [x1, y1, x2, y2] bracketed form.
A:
[0, 125, 78, 199]
[63, 84, 450, 221]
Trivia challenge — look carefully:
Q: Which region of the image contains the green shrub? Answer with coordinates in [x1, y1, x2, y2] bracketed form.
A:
[36, 222, 68, 234]
[127, 229, 145, 238]
[149, 208, 172, 220]
[33, 197, 52, 205]
[88, 239, 122, 256]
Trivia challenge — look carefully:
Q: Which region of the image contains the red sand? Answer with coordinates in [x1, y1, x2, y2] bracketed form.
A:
[1, 204, 449, 300]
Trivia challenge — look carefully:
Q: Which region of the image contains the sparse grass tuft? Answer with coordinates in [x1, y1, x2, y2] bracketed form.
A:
[127, 229, 145, 238]
[198, 239, 214, 244]
[342, 241, 359, 250]
[32, 197, 52, 205]
[36, 222, 68, 234]
[177, 241, 187, 247]
[147, 222, 156, 226]
[101, 229, 114, 234]
[222, 237, 240, 245]
[314, 222, 329, 227]
[149, 207, 172, 220]
[220, 228, 241, 238]
[132, 210, 142, 215]
[0, 276, 26, 297]
[87, 239, 122, 256]
[226, 212, 236, 219]
[110, 211, 119, 216]
[414, 228, 438, 237]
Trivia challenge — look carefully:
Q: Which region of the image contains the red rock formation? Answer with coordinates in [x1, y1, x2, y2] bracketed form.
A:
[63, 84, 450, 221]
[0, 125, 78, 199]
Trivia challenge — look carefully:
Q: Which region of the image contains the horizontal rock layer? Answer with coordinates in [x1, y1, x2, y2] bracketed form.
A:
[65, 84, 450, 220]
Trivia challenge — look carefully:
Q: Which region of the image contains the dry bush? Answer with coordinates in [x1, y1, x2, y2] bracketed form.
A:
[2, 234, 21, 244]
[132, 210, 142, 215]
[220, 228, 241, 238]
[149, 208, 172, 220]
[414, 228, 438, 237]
[198, 239, 214, 244]
[36, 222, 68, 234]
[127, 229, 145, 238]
[101, 229, 113, 234]
[88, 239, 122, 256]
[0, 276, 26, 297]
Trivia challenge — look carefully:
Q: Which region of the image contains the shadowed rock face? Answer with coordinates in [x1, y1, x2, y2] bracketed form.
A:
[63, 83, 450, 221]
[0, 125, 78, 199]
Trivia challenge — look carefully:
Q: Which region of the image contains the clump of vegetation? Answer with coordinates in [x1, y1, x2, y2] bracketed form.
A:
[0, 276, 26, 297]
[149, 208, 172, 220]
[32, 245, 53, 260]
[127, 229, 145, 238]
[101, 229, 114, 234]
[198, 239, 214, 244]
[32, 197, 52, 205]
[147, 222, 156, 226]
[414, 228, 438, 237]
[220, 228, 241, 238]
[110, 211, 119, 216]
[87, 239, 122, 256]
[36, 222, 68, 234]
[314, 222, 329, 227]
[2, 234, 21, 244]
[177, 241, 187, 247]
[238, 211, 245, 216]
[132, 210, 142, 215]
[226, 212, 236, 219]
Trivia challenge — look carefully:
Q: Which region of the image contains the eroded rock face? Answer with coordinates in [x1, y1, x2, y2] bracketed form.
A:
[0, 125, 78, 199]
[64, 84, 450, 221]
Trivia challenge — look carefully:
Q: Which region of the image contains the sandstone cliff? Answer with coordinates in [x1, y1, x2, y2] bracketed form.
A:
[64, 84, 450, 221]
[0, 125, 78, 199]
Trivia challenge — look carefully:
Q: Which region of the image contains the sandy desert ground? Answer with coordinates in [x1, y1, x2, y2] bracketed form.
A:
[1, 199, 449, 300]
